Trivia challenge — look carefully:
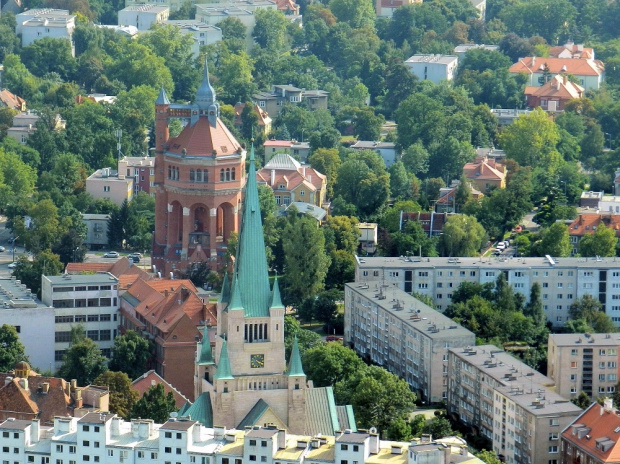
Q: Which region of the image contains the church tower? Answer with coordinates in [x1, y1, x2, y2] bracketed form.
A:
[152, 62, 244, 276]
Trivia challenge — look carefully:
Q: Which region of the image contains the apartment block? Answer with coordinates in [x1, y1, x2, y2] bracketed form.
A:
[448, 345, 582, 464]
[354, 256, 620, 328]
[15, 9, 76, 49]
[118, 155, 155, 195]
[404, 55, 458, 84]
[86, 167, 134, 206]
[118, 4, 170, 30]
[0, 416, 485, 464]
[548, 333, 620, 401]
[344, 283, 475, 403]
[41, 274, 120, 368]
[164, 20, 222, 57]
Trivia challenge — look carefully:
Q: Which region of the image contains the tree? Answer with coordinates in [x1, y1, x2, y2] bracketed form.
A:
[283, 215, 331, 305]
[93, 371, 139, 419]
[325, 249, 356, 290]
[253, 9, 290, 53]
[131, 383, 177, 422]
[108, 331, 153, 380]
[302, 343, 366, 387]
[52, 229, 87, 266]
[571, 391, 591, 409]
[215, 51, 256, 104]
[12, 251, 64, 299]
[329, 0, 375, 28]
[539, 223, 571, 257]
[283, 316, 323, 359]
[352, 107, 384, 141]
[58, 337, 108, 385]
[424, 416, 458, 439]
[476, 450, 503, 464]
[14, 199, 61, 253]
[567, 295, 616, 333]
[439, 215, 486, 257]
[309, 148, 341, 199]
[401, 143, 430, 176]
[454, 177, 472, 213]
[323, 215, 360, 254]
[578, 224, 617, 257]
[389, 161, 412, 199]
[20, 37, 77, 80]
[525, 283, 545, 328]
[0, 324, 28, 373]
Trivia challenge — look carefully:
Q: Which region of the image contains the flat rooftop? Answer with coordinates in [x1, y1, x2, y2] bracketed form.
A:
[549, 333, 620, 346]
[44, 273, 119, 285]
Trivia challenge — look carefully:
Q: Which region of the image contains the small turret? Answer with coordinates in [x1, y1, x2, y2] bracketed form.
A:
[214, 339, 234, 381]
[287, 336, 305, 378]
[198, 326, 214, 365]
[195, 59, 219, 127]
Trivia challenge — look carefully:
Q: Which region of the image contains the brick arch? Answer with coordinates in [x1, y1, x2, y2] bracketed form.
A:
[169, 201, 184, 244]
[217, 202, 236, 241]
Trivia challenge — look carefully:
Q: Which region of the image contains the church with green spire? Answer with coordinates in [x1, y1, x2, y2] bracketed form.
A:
[193, 145, 356, 435]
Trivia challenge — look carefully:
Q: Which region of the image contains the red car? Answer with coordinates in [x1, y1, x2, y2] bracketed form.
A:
[326, 336, 343, 342]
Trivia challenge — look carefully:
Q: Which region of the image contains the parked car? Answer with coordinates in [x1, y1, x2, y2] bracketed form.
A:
[0, 246, 6, 252]
[496, 242, 506, 250]
[326, 335, 343, 342]
[103, 251, 119, 258]
[8, 262, 17, 269]
[128, 252, 141, 263]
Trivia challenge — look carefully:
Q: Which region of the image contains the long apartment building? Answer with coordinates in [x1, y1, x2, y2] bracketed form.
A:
[448, 345, 582, 464]
[0, 415, 485, 464]
[344, 283, 475, 403]
[41, 273, 120, 367]
[355, 256, 620, 328]
[548, 332, 620, 401]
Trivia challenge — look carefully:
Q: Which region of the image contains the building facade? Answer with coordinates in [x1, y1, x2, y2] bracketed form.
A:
[164, 20, 223, 57]
[118, 4, 170, 30]
[41, 273, 120, 368]
[344, 283, 475, 403]
[118, 156, 155, 196]
[263, 140, 310, 163]
[404, 55, 459, 84]
[82, 213, 111, 249]
[448, 345, 582, 464]
[253, 85, 328, 119]
[86, 167, 134, 206]
[152, 64, 245, 275]
[350, 141, 398, 167]
[547, 333, 620, 401]
[509, 56, 605, 91]
[524, 75, 585, 112]
[16, 9, 75, 49]
[354, 256, 620, 328]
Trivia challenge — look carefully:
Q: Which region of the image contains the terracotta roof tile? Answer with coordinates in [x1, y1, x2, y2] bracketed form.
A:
[131, 370, 189, 409]
[463, 158, 506, 181]
[524, 75, 584, 99]
[568, 214, 620, 237]
[562, 402, 620, 462]
[510, 57, 604, 76]
[166, 117, 242, 157]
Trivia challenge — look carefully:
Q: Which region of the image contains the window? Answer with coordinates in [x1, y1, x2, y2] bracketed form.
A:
[107, 451, 113, 457]
[103, 186, 110, 192]
[571, 349, 578, 355]
[261, 458, 267, 463]
[549, 446, 558, 453]
[353, 446, 359, 452]
[549, 433, 559, 440]
[571, 362, 578, 368]
[549, 419, 559, 426]
[249, 456, 257, 462]
[83, 426, 90, 432]
[56, 445, 63, 452]
[341, 445, 348, 451]
[261, 441, 267, 447]
[176, 448, 182, 454]
[250, 440, 257, 446]
[165, 447, 172, 454]
[165, 432, 172, 438]
[83, 441, 89, 447]
[69, 446, 76, 454]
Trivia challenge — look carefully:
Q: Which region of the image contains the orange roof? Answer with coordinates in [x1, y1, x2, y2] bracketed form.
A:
[131, 370, 189, 409]
[274, 0, 299, 12]
[463, 157, 506, 181]
[166, 117, 242, 157]
[548, 43, 594, 59]
[66, 258, 152, 291]
[510, 57, 604, 76]
[0, 89, 26, 111]
[66, 262, 114, 273]
[256, 166, 326, 193]
[568, 214, 620, 237]
[562, 402, 620, 462]
[524, 75, 584, 99]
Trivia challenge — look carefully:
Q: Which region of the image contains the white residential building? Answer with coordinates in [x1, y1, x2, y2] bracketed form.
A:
[118, 4, 170, 31]
[164, 20, 222, 57]
[0, 278, 54, 371]
[41, 273, 120, 368]
[350, 141, 398, 167]
[16, 9, 76, 49]
[453, 43, 499, 59]
[355, 255, 620, 328]
[404, 55, 458, 84]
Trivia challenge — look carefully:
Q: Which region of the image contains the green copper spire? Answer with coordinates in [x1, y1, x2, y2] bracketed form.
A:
[234, 143, 271, 317]
[219, 271, 230, 304]
[214, 339, 234, 380]
[228, 274, 244, 311]
[270, 276, 284, 309]
[287, 335, 305, 377]
[198, 326, 214, 365]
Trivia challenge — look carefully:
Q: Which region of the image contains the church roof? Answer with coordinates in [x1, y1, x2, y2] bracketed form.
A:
[195, 60, 216, 110]
[287, 336, 305, 377]
[270, 276, 284, 309]
[303, 387, 341, 436]
[198, 326, 214, 365]
[184, 392, 213, 426]
[219, 272, 230, 304]
[214, 339, 234, 380]
[231, 144, 272, 318]
[228, 275, 244, 311]
[237, 398, 270, 429]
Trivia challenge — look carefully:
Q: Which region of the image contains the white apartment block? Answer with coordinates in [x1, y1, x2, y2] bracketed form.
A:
[0, 415, 485, 464]
[344, 283, 475, 403]
[41, 274, 120, 368]
[16, 9, 75, 51]
[165, 21, 222, 57]
[125, 0, 191, 12]
[0, 277, 54, 371]
[448, 345, 582, 464]
[404, 55, 458, 84]
[354, 256, 620, 328]
[118, 4, 170, 31]
[548, 332, 620, 401]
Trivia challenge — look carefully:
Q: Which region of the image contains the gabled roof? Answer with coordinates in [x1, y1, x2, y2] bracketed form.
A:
[303, 387, 341, 436]
[0, 89, 26, 111]
[548, 42, 594, 60]
[463, 157, 506, 181]
[568, 214, 620, 238]
[237, 398, 270, 428]
[524, 75, 584, 100]
[183, 392, 213, 426]
[509, 57, 604, 76]
[264, 153, 301, 170]
[131, 370, 190, 409]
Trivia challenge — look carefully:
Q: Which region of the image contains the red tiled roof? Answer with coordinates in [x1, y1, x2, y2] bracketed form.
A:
[401, 212, 449, 234]
[568, 214, 620, 237]
[510, 57, 604, 76]
[131, 370, 189, 409]
[256, 166, 326, 193]
[0, 89, 26, 111]
[524, 75, 584, 99]
[463, 157, 506, 181]
[562, 402, 620, 462]
[548, 43, 594, 60]
[166, 117, 242, 157]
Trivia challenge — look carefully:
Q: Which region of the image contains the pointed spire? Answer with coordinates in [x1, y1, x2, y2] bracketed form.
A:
[155, 87, 170, 105]
[219, 271, 230, 304]
[195, 58, 217, 110]
[234, 142, 271, 317]
[198, 326, 214, 365]
[270, 275, 284, 309]
[228, 274, 244, 311]
[287, 335, 305, 377]
[214, 339, 234, 380]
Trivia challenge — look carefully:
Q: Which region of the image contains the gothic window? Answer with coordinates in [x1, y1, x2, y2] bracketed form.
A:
[204, 169, 209, 183]
[196, 169, 202, 182]
[225, 168, 231, 181]
[190, 169, 195, 182]
[231, 168, 236, 181]
[168, 166, 172, 179]
[220, 169, 225, 181]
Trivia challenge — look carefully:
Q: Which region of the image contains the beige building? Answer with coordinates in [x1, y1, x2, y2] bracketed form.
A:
[165, 20, 222, 57]
[86, 167, 133, 206]
[254, 85, 329, 119]
[548, 333, 620, 401]
[354, 256, 620, 328]
[344, 283, 475, 403]
[448, 345, 582, 464]
[118, 155, 154, 195]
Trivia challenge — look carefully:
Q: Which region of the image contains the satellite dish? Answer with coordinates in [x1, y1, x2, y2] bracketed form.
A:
[369, 427, 377, 434]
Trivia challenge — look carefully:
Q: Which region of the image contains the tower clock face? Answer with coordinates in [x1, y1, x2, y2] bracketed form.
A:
[250, 354, 265, 368]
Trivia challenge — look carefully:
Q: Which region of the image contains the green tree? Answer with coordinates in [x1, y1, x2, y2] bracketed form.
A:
[20, 37, 77, 80]
[454, 177, 472, 213]
[578, 224, 617, 257]
[539, 223, 571, 257]
[108, 331, 153, 380]
[352, 107, 384, 141]
[283, 215, 330, 305]
[571, 391, 591, 409]
[58, 337, 108, 385]
[283, 316, 323, 359]
[253, 9, 290, 53]
[401, 143, 430, 176]
[130, 383, 177, 423]
[525, 282, 545, 327]
[439, 215, 487, 257]
[93, 371, 139, 419]
[52, 229, 87, 266]
[325, 249, 356, 290]
[309, 148, 341, 199]
[476, 450, 503, 464]
[302, 343, 366, 387]
[424, 416, 458, 439]
[567, 295, 615, 333]
[389, 161, 411, 199]
[216, 51, 256, 104]
[323, 215, 359, 254]
[329, 0, 375, 28]
[0, 324, 28, 372]
[12, 250, 64, 298]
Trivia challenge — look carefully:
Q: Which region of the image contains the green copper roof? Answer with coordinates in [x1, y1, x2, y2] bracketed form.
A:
[287, 335, 305, 377]
[270, 276, 284, 309]
[185, 392, 213, 427]
[198, 326, 214, 365]
[178, 401, 191, 416]
[233, 143, 271, 317]
[219, 272, 230, 304]
[237, 399, 270, 429]
[214, 339, 234, 380]
[228, 275, 244, 311]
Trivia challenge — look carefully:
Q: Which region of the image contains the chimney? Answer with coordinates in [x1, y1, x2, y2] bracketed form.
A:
[18, 378, 28, 390]
[139, 420, 152, 439]
[369, 432, 379, 454]
[604, 398, 614, 412]
[214, 426, 226, 440]
[277, 429, 286, 449]
[111, 417, 121, 437]
[164, 289, 169, 297]
[270, 169, 275, 186]
[75, 388, 83, 408]
[71, 379, 77, 390]
[192, 423, 202, 443]
[532, 56, 536, 66]
[30, 419, 40, 444]
[64, 381, 71, 396]
[302, 167, 306, 177]
[40, 382, 49, 393]
[4, 376, 13, 387]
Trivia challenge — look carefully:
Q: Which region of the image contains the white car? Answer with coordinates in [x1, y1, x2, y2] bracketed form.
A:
[496, 243, 506, 250]
[8, 262, 17, 269]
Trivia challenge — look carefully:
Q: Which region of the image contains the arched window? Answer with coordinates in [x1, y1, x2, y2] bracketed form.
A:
[168, 166, 172, 179]
[225, 168, 230, 181]
[174, 167, 179, 180]
[231, 167, 236, 181]
[204, 169, 209, 183]
[196, 169, 202, 182]
[189, 169, 195, 182]
[220, 169, 225, 181]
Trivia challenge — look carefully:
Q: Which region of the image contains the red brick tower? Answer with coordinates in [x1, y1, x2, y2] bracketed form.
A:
[152, 63, 245, 276]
